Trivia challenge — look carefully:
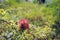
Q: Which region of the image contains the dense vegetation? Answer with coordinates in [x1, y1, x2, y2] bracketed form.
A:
[0, 0, 60, 40]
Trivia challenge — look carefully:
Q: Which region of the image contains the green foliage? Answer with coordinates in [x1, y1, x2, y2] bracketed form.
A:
[0, 0, 60, 40]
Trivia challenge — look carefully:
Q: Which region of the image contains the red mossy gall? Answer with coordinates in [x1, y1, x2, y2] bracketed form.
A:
[18, 18, 30, 30]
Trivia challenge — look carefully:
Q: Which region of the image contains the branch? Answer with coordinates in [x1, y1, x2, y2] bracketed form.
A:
[0, 19, 11, 24]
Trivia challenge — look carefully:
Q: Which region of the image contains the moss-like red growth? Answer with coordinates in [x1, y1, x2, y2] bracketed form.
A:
[18, 18, 29, 30]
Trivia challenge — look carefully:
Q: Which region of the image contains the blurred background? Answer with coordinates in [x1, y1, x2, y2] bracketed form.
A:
[0, 0, 60, 40]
